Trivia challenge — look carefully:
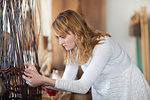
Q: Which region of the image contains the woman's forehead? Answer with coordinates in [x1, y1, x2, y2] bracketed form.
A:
[55, 31, 74, 36]
[55, 31, 66, 36]
[55, 30, 73, 35]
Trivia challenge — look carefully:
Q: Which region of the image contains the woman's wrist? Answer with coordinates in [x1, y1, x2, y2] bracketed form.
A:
[42, 76, 56, 87]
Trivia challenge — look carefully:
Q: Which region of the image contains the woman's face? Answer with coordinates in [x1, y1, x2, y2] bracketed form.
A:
[56, 31, 76, 51]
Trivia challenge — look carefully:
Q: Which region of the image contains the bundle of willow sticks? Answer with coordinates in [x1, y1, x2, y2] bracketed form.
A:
[0, 0, 41, 99]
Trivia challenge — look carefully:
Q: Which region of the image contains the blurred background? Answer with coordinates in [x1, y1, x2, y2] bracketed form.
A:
[0, 0, 149, 100]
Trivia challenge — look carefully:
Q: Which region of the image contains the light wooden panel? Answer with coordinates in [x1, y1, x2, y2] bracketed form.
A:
[140, 7, 150, 84]
[81, 0, 106, 32]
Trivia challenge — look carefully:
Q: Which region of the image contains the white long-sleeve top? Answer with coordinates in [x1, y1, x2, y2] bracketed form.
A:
[54, 37, 150, 100]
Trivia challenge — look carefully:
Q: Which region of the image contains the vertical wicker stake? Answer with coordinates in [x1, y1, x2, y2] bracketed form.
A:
[0, 0, 41, 99]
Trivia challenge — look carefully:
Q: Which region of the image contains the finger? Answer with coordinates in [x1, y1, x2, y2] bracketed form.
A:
[22, 75, 31, 82]
[24, 68, 33, 73]
[24, 63, 36, 70]
[26, 81, 31, 86]
[24, 62, 33, 69]
[24, 72, 33, 78]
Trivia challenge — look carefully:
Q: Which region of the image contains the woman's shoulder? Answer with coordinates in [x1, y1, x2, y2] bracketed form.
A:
[95, 36, 112, 48]
[92, 36, 113, 54]
[98, 36, 111, 43]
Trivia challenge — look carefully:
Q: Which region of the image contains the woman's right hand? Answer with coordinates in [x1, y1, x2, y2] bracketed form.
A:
[23, 62, 44, 87]
[23, 62, 56, 87]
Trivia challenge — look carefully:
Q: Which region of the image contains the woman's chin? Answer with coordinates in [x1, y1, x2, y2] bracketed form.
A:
[65, 47, 75, 51]
[65, 48, 70, 51]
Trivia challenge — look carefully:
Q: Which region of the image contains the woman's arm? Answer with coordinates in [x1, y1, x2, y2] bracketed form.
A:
[23, 63, 79, 88]
[55, 41, 113, 94]
[45, 64, 79, 90]
[62, 64, 79, 80]
[23, 40, 112, 94]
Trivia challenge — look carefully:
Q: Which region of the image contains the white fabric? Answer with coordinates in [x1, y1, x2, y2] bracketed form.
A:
[54, 37, 150, 100]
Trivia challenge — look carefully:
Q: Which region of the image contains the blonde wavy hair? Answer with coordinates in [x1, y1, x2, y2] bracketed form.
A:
[52, 10, 111, 65]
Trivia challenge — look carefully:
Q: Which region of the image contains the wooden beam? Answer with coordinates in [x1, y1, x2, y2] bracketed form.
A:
[140, 7, 150, 84]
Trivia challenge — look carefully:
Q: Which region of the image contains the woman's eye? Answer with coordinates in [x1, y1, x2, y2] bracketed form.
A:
[60, 36, 66, 39]
[55, 35, 66, 39]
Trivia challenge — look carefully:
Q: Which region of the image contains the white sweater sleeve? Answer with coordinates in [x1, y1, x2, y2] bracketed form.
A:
[46, 64, 78, 90]
[62, 64, 79, 80]
[55, 41, 113, 94]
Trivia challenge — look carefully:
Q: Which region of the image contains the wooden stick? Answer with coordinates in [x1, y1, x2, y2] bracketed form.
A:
[140, 7, 150, 84]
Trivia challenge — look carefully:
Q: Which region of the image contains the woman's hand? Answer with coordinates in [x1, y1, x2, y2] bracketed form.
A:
[23, 63, 44, 87]
[23, 62, 56, 87]
[24, 62, 39, 74]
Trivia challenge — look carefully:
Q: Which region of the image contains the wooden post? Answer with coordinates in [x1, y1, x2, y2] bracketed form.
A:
[140, 7, 150, 84]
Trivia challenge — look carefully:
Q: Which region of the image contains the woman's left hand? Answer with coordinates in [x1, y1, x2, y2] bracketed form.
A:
[23, 63, 44, 87]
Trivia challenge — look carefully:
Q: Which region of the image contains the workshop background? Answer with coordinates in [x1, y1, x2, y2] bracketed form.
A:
[0, 0, 150, 100]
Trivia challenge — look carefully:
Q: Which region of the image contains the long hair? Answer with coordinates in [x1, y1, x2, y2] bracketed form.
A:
[52, 10, 111, 65]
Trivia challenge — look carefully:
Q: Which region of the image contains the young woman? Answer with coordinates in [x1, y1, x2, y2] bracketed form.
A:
[23, 10, 150, 100]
